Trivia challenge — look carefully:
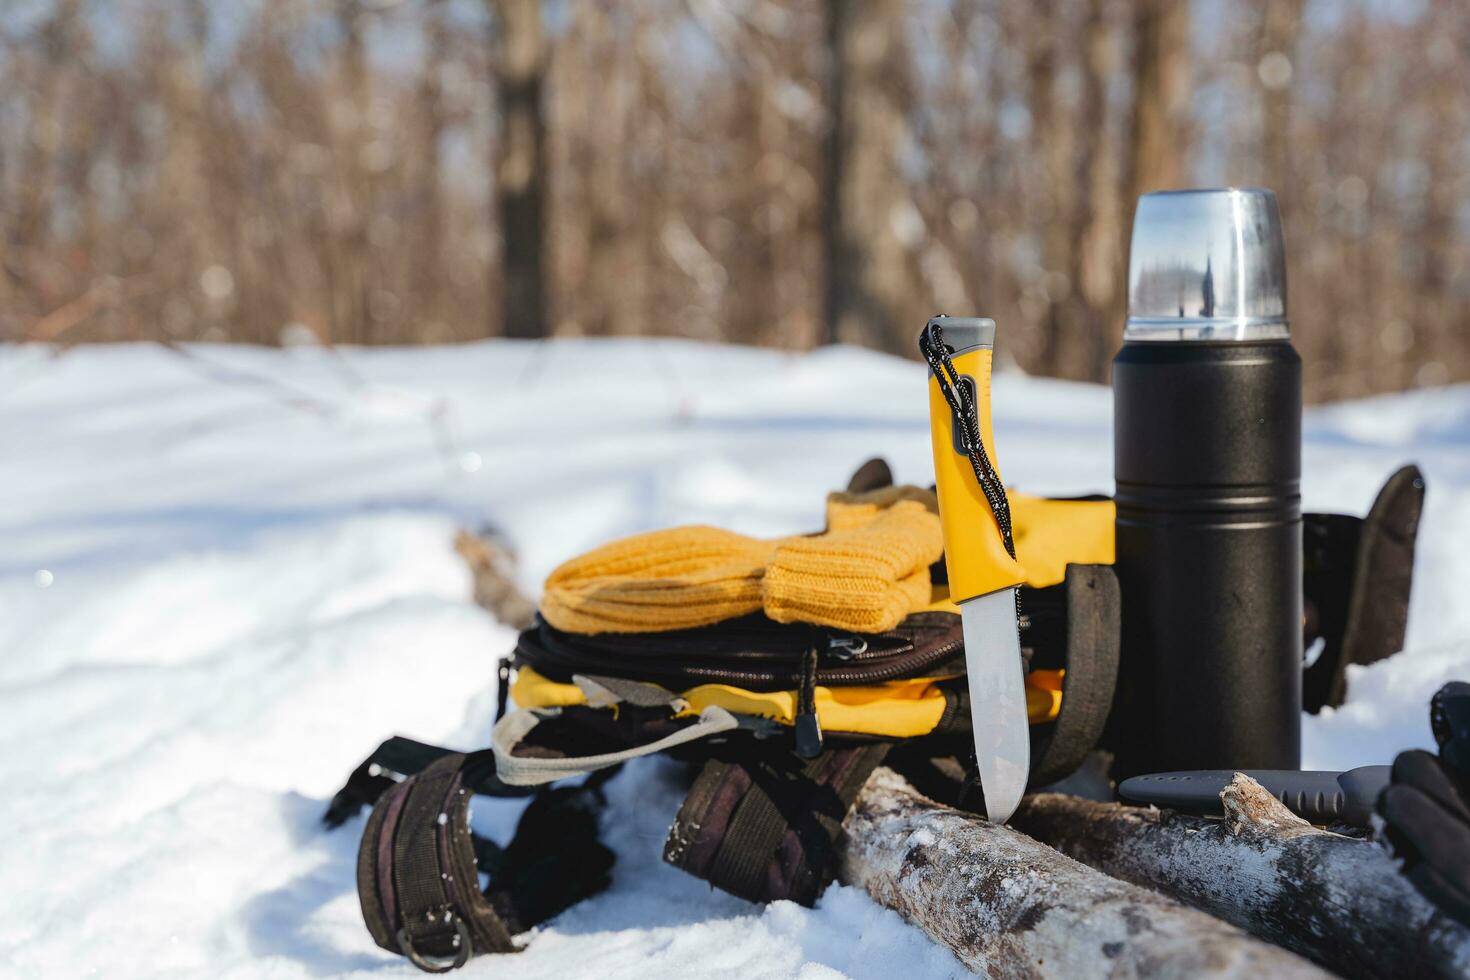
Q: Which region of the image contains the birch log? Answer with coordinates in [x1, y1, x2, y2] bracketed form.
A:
[839, 768, 1327, 979]
[1012, 774, 1470, 979]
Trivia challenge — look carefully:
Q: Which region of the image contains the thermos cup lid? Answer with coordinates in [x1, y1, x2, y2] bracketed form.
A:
[1126, 188, 1288, 342]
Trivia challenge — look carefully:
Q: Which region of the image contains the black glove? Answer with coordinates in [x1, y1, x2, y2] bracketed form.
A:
[1378, 681, 1470, 927]
[486, 773, 616, 934]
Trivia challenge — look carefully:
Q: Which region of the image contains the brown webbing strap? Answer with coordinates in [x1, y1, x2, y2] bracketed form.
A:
[357, 752, 519, 972]
[666, 741, 890, 906]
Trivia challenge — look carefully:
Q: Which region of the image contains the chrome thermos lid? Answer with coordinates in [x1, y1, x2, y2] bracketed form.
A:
[1125, 188, 1288, 342]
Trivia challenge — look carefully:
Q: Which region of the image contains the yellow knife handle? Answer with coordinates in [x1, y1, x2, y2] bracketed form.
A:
[928, 344, 1027, 603]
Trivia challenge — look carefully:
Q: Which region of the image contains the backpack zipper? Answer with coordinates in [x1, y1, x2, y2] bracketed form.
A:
[519, 622, 964, 690]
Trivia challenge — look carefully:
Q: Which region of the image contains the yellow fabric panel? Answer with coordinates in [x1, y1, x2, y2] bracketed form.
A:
[678, 680, 944, 738]
[1027, 667, 1065, 722]
[510, 665, 1063, 738]
[1007, 492, 1115, 589]
[512, 667, 591, 708]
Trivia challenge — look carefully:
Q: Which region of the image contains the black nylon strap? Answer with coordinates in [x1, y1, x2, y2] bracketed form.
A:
[324, 735, 535, 830]
[1028, 564, 1120, 787]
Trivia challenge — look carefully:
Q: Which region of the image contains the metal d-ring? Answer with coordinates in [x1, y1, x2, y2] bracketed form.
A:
[397, 914, 473, 974]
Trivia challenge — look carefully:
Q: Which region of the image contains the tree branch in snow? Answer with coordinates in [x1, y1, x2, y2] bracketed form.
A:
[456, 530, 536, 629]
[1011, 775, 1470, 979]
[839, 768, 1328, 979]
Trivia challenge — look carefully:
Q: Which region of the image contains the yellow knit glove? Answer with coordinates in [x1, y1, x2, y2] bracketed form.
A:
[540, 526, 780, 633]
[540, 490, 944, 635]
[763, 499, 943, 633]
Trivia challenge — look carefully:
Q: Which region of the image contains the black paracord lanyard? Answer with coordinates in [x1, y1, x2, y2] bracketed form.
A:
[919, 319, 1017, 562]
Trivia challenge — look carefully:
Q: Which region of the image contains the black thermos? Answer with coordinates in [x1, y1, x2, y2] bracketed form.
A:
[1110, 188, 1302, 777]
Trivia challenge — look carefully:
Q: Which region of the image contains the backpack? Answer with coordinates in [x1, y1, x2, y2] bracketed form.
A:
[326, 468, 1121, 971]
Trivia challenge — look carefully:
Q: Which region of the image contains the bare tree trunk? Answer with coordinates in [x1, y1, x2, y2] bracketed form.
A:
[820, 0, 848, 348]
[1012, 777, 1470, 979]
[1022, 0, 1077, 378]
[414, 0, 450, 336]
[839, 769, 1329, 978]
[822, 0, 916, 354]
[1413, 0, 1465, 390]
[1255, 0, 1304, 197]
[1125, 0, 1192, 201]
[335, 0, 374, 344]
[3, 0, 84, 329]
[1096, 0, 1191, 376]
[491, 0, 548, 339]
[1074, 0, 1122, 380]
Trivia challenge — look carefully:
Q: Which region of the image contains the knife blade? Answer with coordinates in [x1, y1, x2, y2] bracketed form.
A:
[960, 586, 1030, 823]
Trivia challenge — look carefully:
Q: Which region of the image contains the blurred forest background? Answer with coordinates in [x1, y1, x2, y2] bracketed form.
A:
[1, 0, 1467, 400]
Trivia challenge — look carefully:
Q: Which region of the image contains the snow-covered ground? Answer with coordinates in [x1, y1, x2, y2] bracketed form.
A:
[2, 338, 1467, 979]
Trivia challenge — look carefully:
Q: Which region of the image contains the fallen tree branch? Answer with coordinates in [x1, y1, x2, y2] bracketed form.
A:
[1011, 774, 1470, 979]
[456, 529, 536, 629]
[839, 768, 1327, 978]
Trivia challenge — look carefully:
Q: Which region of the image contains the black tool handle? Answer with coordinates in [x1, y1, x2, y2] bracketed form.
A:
[1119, 766, 1390, 826]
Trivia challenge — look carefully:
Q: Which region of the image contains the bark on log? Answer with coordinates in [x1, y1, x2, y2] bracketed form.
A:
[1012, 774, 1470, 979]
[839, 768, 1328, 979]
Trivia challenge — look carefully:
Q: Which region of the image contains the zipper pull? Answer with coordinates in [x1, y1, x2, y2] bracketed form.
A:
[495, 657, 514, 722]
[825, 633, 868, 661]
[795, 647, 823, 758]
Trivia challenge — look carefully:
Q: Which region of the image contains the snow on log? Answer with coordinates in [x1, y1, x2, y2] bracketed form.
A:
[1011, 774, 1470, 979]
[839, 768, 1328, 979]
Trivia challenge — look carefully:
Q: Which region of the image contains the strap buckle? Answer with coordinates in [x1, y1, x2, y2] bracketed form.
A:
[397, 912, 472, 974]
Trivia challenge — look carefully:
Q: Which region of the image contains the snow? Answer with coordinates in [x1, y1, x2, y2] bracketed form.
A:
[1, 338, 1466, 978]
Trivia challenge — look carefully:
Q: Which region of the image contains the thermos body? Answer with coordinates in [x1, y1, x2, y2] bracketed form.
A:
[1109, 187, 1303, 778]
[1111, 339, 1302, 776]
